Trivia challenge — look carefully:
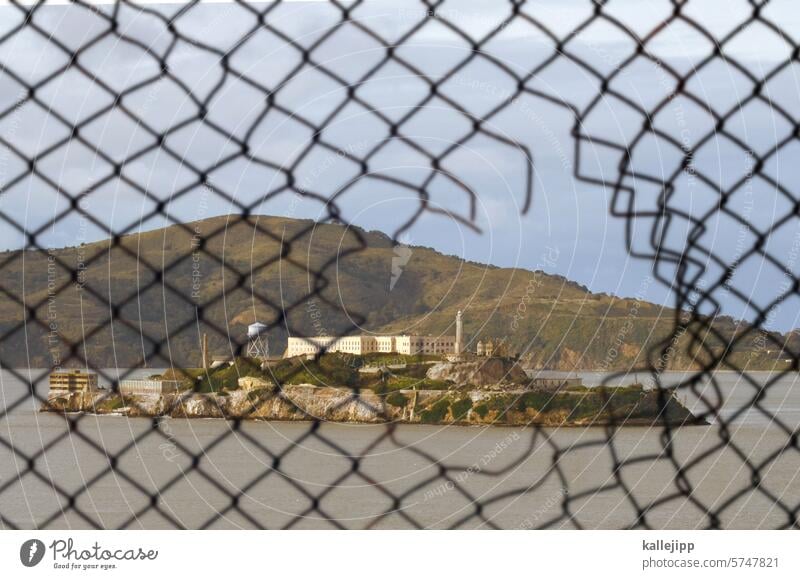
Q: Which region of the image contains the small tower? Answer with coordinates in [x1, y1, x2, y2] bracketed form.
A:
[455, 310, 463, 356]
[246, 322, 270, 360]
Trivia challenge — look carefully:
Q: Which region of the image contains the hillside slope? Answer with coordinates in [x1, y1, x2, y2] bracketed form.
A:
[0, 215, 785, 370]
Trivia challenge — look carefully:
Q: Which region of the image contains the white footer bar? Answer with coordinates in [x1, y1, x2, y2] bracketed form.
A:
[0, 530, 796, 578]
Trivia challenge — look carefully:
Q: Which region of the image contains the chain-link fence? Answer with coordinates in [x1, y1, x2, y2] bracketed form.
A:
[1, 0, 799, 529]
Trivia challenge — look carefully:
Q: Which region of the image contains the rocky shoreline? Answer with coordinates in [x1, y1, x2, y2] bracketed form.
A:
[41, 378, 707, 427]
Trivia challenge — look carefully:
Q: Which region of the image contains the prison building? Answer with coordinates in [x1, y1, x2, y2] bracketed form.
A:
[285, 334, 457, 357]
[285, 336, 337, 357]
[285, 335, 379, 357]
[285, 312, 464, 358]
[118, 379, 184, 396]
[396, 335, 457, 356]
[49, 370, 99, 392]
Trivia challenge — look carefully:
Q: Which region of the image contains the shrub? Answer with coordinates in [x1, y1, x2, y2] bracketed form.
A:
[419, 398, 450, 423]
[278, 354, 359, 387]
[97, 396, 125, 411]
[422, 379, 452, 390]
[399, 364, 430, 378]
[385, 375, 421, 391]
[516, 392, 549, 411]
[385, 391, 409, 408]
[450, 397, 472, 419]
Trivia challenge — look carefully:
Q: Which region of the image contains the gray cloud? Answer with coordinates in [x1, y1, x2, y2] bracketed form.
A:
[0, 1, 797, 329]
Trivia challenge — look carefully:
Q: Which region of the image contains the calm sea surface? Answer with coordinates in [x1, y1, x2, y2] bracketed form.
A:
[1, 368, 799, 529]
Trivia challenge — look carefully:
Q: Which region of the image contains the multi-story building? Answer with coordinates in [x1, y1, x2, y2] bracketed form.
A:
[285, 334, 459, 357]
[285, 336, 340, 357]
[395, 335, 458, 356]
[118, 379, 184, 395]
[285, 312, 465, 358]
[49, 370, 99, 393]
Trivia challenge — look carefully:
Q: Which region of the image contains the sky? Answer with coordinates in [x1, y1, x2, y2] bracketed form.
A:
[2, 0, 800, 331]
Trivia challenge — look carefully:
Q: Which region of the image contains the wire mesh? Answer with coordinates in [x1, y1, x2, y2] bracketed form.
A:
[0, 0, 799, 529]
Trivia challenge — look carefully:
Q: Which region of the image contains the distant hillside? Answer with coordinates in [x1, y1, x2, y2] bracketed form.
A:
[0, 214, 789, 370]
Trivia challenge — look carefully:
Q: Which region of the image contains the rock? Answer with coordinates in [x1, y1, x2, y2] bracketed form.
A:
[426, 357, 529, 388]
[239, 376, 272, 391]
[40, 379, 705, 427]
[173, 394, 226, 419]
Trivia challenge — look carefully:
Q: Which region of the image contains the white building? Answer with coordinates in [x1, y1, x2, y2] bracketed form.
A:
[119, 379, 184, 395]
[285, 311, 465, 358]
[286, 333, 457, 357]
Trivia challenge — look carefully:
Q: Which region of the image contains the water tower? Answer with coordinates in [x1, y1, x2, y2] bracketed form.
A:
[246, 322, 269, 360]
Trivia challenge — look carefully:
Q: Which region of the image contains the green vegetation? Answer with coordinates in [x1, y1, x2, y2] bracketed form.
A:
[200, 358, 269, 392]
[419, 399, 451, 423]
[273, 355, 360, 388]
[154, 358, 271, 393]
[46, 355, 698, 425]
[149, 358, 690, 425]
[415, 396, 474, 422]
[372, 375, 452, 394]
[2, 214, 782, 372]
[473, 403, 489, 419]
[450, 397, 473, 419]
[96, 395, 125, 411]
[153, 353, 455, 394]
[358, 352, 441, 365]
[474, 384, 664, 422]
[385, 391, 409, 408]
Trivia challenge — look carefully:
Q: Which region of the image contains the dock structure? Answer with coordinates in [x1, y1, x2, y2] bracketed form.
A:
[119, 379, 183, 396]
[526, 370, 583, 390]
[49, 370, 99, 393]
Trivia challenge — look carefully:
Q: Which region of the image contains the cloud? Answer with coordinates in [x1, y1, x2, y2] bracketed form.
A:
[0, 1, 797, 330]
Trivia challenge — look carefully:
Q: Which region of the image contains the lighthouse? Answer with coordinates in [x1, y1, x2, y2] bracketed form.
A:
[455, 310, 463, 356]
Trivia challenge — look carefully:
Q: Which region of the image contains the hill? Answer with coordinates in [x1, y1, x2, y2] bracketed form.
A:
[0, 214, 789, 370]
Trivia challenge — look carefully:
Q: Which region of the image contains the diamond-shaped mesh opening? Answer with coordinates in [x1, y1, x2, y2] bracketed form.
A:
[1, 0, 799, 531]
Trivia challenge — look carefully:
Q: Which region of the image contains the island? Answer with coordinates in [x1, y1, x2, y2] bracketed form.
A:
[41, 353, 705, 427]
